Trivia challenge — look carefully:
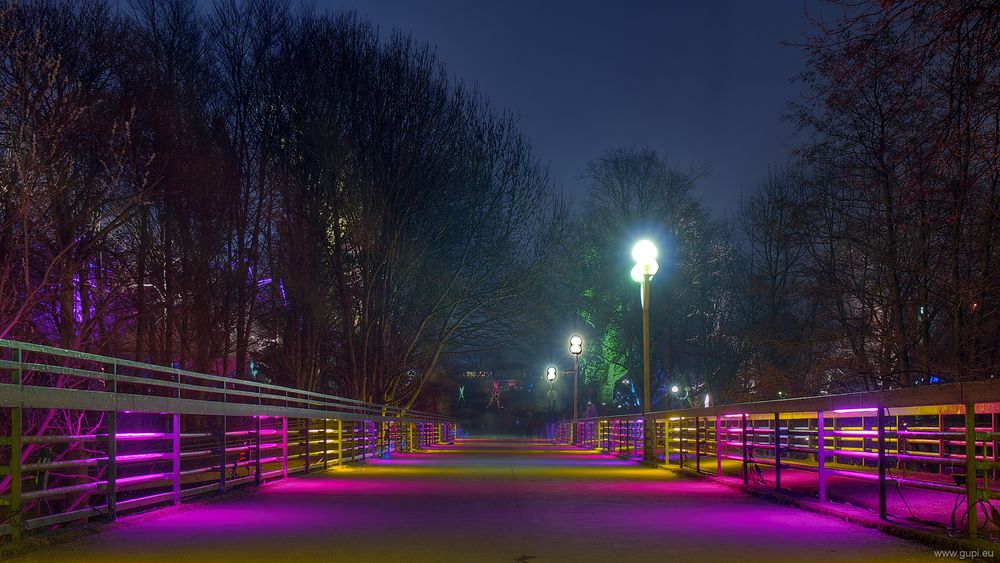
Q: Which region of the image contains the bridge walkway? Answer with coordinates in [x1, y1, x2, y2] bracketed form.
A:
[13, 437, 939, 562]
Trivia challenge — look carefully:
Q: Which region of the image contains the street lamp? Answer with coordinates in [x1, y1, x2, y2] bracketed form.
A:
[545, 366, 558, 434]
[631, 239, 658, 462]
[670, 384, 690, 407]
[569, 335, 583, 444]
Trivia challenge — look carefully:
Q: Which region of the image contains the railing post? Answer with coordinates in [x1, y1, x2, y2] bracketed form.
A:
[773, 412, 781, 492]
[218, 415, 227, 493]
[665, 418, 671, 464]
[254, 416, 262, 485]
[323, 419, 329, 470]
[364, 420, 368, 463]
[741, 414, 748, 485]
[993, 412, 999, 481]
[281, 417, 288, 479]
[605, 420, 610, 453]
[964, 403, 978, 539]
[716, 416, 722, 477]
[877, 404, 887, 519]
[636, 420, 641, 458]
[939, 413, 947, 463]
[612, 421, 617, 455]
[9, 347, 22, 542]
[304, 418, 310, 473]
[611, 420, 615, 453]
[172, 413, 181, 505]
[817, 411, 827, 503]
[9, 410, 22, 543]
[106, 409, 117, 521]
[337, 419, 344, 466]
[679, 417, 685, 468]
[695, 416, 701, 472]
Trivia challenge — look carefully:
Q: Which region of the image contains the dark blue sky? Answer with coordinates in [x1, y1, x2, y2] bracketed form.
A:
[320, 1, 820, 217]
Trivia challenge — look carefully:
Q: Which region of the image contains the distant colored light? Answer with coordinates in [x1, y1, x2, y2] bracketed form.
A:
[670, 385, 680, 394]
[724, 414, 745, 418]
[832, 408, 877, 414]
[668, 417, 680, 421]
[704, 394, 711, 408]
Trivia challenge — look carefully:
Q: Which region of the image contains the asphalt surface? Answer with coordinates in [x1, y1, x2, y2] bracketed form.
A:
[12, 437, 946, 562]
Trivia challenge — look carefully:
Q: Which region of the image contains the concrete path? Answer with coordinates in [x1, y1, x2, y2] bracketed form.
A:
[14, 438, 944, 562]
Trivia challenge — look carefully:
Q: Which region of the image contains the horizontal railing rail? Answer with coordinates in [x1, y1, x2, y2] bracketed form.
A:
[0, 339, 451, 421]
[0, 340, 458, 542]
[553, 381, 1000, 540]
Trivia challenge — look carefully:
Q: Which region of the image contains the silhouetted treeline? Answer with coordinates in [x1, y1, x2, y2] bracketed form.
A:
[0, 0, 563, 411]
[742, 1, 1000, 394]
[555, 1, 1000, 409]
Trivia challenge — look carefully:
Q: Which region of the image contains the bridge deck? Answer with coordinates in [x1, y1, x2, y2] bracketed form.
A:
[14, 438, 939, 562]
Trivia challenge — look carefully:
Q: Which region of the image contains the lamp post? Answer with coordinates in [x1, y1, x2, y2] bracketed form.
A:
[569, 335, 583, 444]
[545, 366, 558, 438]
[631, 239, 659, 462]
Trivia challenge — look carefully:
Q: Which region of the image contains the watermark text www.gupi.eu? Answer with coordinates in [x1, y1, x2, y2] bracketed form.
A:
[933, 550, 995, 560]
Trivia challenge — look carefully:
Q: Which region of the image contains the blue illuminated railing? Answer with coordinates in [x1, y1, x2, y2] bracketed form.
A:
[0, 339, 457, 542]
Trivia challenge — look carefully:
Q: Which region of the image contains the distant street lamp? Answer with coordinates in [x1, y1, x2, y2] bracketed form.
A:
[631, 239, 659, 462]
[670, 384, 690, 407]
[545, 366, 558, 431]
[569, 335, 583, 444]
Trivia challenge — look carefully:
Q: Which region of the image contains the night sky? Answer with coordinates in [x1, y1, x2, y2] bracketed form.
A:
[322, 0, 820, 217]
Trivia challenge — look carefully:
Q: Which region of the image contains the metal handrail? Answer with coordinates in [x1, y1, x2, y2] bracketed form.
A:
[570, 379, 1000, 423]
[555, 381, 1000, 540]
[0, 339, 453, 423]
[0, 340, 460, 542]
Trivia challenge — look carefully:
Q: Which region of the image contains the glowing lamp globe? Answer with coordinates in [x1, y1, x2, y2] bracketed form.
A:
[631, 240, 659, 281]
[630, 264, 644, 282]
[569, 335, 583, 355]
[631, 239, 658, 263]
[546, 366, 558, 382]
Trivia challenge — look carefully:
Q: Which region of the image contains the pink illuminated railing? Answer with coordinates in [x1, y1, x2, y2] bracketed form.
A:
[555, 381, 1000, 540]
[0, 339, 457, 542]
